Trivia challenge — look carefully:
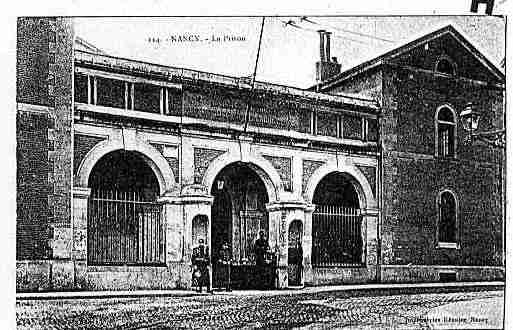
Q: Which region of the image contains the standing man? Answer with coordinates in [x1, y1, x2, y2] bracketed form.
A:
[192, 238, 211, 293]
[218, 241, 232, 291]
[254, 230, 270, 289]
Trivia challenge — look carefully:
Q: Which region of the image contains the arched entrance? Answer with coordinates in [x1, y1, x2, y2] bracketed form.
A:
[311, 172, 364, 267]
[210, 162, 270, 289]
[87, 150, 165, 265]
[288, 220, 303, 286]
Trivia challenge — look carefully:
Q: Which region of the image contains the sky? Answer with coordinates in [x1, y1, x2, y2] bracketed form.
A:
[75, 16, 505, 89]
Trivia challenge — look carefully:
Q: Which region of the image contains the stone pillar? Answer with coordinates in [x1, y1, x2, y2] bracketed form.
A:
[267, 201, 310, 289]
[72, 187, 91, 261]
[158, 186, 213, 289]
[71, 187, 91, 289]
[302, 204, 315, 285]
[362, 208, 379, 279]
[266, 204, 286, 288]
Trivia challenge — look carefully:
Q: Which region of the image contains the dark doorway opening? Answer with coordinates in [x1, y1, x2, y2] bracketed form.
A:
[210, 162, 272, 289]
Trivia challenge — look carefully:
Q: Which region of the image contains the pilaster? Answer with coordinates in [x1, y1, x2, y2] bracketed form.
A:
[72, 187, 91, 260]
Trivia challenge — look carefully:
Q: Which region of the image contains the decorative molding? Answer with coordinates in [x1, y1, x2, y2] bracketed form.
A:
[262, 155, 292, 192]
[356, 165, 377, 197]
[151, 143, 180, 183]
[72, 187, 91, 198]
[193, 147, 226, 184]
[302, 160, 325, 193]
[17, 103, 51, 114]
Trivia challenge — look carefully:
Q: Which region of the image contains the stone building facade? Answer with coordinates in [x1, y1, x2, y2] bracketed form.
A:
[314, 25, 505, 283]
[16, 19, 504, 291]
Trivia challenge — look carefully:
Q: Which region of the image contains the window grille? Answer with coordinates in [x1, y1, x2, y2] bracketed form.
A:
[312, 205, 364, 267]
[88, 190, 165, 265]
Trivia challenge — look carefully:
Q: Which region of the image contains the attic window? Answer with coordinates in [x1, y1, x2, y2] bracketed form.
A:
[435, 57, 456, 76]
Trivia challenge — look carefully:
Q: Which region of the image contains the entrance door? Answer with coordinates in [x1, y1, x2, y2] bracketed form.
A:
[287, 220, 303, 286]
[210, 162, 270, 289]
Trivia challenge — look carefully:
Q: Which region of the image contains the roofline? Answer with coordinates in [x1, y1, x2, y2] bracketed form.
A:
[74, 49, 379, 110]
[75, 36, 107, 55]
[312, 24, 505, 91]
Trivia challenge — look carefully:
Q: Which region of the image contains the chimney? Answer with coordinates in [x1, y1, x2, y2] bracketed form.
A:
[318, 30, 326, 62]
[315, 30, 341, 83]
[325, 32, 331, 60]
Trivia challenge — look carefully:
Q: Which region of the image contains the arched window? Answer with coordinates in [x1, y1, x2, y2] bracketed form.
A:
[87, 150, 164, 265]
[436, 106, 457, 158]
[312, 172, 363, 266]
[438, 190, 458, 248]
[435, 57, 456, 75]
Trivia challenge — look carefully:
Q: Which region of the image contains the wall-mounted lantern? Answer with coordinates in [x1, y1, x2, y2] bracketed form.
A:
[460, 102, 504, 149]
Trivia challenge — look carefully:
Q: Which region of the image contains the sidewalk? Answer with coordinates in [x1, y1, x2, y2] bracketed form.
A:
[16, 281, 504, 301]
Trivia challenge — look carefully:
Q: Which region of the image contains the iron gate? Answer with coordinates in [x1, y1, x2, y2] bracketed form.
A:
[88, 190, 165, 265]
[312, 205, 364, 267]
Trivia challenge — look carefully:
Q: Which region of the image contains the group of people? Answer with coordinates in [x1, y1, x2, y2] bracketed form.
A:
[191, 231, 273, 292]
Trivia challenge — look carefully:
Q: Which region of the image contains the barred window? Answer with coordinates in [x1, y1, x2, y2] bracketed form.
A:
[312, 172, 363, 267]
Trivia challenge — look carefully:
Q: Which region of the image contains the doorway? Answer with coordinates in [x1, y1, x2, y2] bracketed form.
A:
[288, 220, 303, 286]
[210, 162, 270, 289]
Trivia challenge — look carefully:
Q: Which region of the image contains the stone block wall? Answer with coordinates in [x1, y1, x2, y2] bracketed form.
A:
[16, 17, 74, 261]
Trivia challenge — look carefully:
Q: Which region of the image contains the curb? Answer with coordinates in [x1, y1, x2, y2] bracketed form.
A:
[16, 290, 209, 301]
[16, 281, 504, 301]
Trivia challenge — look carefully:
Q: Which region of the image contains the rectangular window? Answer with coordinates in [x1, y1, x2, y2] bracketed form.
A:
[438, 124, 455, 157]
[74, 73, 89, 104]
[134, 83, 161, 113]
[316, 111, 338, 137]
[167, 88, 182, 116]
[367, 118, 378, 141]
[343, 115, 362, 140]
[96, 77, 125, 108]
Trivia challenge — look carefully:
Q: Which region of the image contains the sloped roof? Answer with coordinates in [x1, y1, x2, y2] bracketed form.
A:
[311, 24, 505, 91]
[75, 36, 107, 55]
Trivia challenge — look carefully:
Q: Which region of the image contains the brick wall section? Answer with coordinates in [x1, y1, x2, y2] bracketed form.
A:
[380, 65, 503, 267]
[389, 67, 503, 163]
[193, 147, 225, 184]
[327, 69, 383, 104]
[302, 160, 325, 195]
[17, 18, 51, 106]
[73, 134, 105, 177]
[16, 112, 50, 259]
[16, 17, 74, 260]
[390, 34, 502, 84]
[262, 155, 292, 192]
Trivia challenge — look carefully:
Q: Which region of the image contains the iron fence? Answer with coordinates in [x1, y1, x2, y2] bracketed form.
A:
[312, 205, 364, 267]
[88, 190, 165, 265]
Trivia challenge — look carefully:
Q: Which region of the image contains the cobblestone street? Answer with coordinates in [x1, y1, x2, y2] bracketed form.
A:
[16, 289, 503, 329]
